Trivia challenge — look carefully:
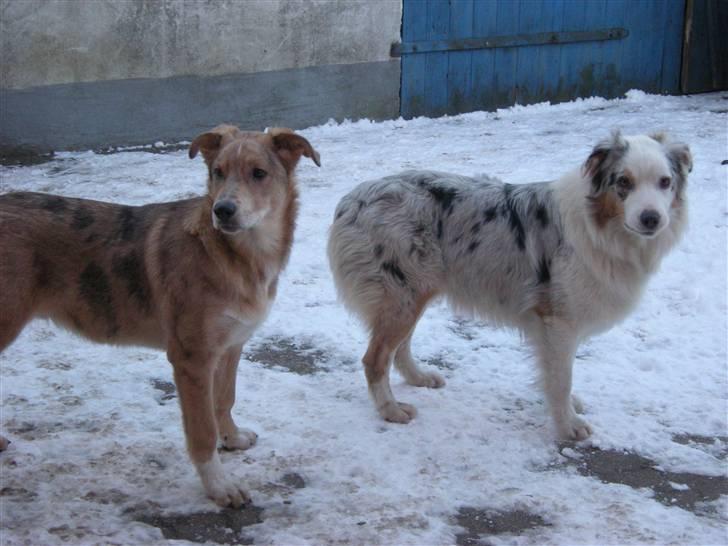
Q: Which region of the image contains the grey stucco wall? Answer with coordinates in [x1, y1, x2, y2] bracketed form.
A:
[0, 0, 402, 157]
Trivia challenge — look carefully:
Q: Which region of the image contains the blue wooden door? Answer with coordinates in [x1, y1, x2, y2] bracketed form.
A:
[399, 0, 686, 118]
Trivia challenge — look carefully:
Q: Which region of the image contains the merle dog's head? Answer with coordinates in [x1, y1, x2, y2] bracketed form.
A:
[583, 130, 692, 238]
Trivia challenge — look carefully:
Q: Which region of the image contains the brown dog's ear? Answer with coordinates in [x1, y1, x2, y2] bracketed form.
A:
[189, 124, 243, 163]
[189, 132, 223, 162]
[269, 128, 321, 172]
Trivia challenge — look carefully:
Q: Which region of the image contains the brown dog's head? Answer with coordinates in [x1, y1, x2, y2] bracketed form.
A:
[189, 125, 320, 233]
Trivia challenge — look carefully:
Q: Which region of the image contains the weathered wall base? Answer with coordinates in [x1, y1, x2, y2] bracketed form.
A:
[0, 60, 399, 157]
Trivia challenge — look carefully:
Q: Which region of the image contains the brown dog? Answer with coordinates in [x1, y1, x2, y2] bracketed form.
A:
[0, 125, 320, 506]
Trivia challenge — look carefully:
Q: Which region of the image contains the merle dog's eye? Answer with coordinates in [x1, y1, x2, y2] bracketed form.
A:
[213, 167, 224, 179]
[616, 176, 632, 190]
[252, 168, 267, 180]
[659, 176, 672, 189]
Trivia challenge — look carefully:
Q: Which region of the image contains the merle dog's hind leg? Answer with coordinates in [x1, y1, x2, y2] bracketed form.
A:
[362, 292, 436, 424]
[394, 331, 445, 388]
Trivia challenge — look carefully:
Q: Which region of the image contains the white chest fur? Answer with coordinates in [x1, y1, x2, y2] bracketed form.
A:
[219, 268, 278, 347]
[220, 302, 271, 348]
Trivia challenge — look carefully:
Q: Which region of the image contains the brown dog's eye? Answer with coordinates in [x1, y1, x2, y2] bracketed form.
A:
[252, 168, 267, 180]
[213, 167, 224, 179]
[659, 176, 672, 189]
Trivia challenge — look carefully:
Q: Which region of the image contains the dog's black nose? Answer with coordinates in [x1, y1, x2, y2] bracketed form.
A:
[640, 210, 661, 230]
[213, 201, 237, 222]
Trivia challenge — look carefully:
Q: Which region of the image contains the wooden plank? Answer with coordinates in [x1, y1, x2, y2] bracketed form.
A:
[558, 0, 588, 102]
[637, 0, 664, 92]
[400, 0, 688, 117]
[659, 0, 686, 93]
[401, 0, 428, 118]
[680, 0, 695, 93]
[492, 0, 521, 109]
[600, 0, 626, 98]
[538, 0, 564, 101]
[515, 0, 545, 105]
[580, 0, 607, 99]
[423, 0, 451, 117]
[654, 0, 677, 91]
[470, 0, 499, 111]
[617, 0, 640, 93]
[393, 27, 628, 55]
[447, 0, 475, 114]
[680, 0, 727, 93]
[708, 0, 728, 89]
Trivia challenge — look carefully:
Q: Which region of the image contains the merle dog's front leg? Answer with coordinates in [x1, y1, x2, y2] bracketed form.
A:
[531, 318, 592, 441]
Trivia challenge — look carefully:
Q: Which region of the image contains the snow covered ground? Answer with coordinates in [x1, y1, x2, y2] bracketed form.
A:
[0, 91, 726, 545]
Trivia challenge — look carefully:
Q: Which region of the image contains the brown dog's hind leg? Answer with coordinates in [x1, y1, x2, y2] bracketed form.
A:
[214, 345, 257, 451]
[0, 260, 36, 451]
[0, 282, 33, 353]
[0, 317, 28, 353]
[362, 292, 436, 424]
[171, 352, 250, 507]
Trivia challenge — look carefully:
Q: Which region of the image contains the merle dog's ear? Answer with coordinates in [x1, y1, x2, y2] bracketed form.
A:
[656, 135, 692, 200]
[650, 132, 693, 175]
[269, 128, 321, 172]
[667, 141, 693, 175]
[189, 124, 242, 164]
[583, 130, 628, 193]
[583, 130, 627, 177]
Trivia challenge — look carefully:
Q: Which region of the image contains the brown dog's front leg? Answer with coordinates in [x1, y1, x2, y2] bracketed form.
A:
[214, 345, 258, 450]
[171, 353, 250, 507]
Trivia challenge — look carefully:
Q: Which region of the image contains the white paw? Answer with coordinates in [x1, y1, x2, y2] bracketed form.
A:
[209, 479, 251, 508]
[197, 456, 251, 508]
[407, 370, 446, 389]
[557, 414, 593, 441]
[379, 401, 417, 424]
[221, 427, 258, 451]
[571, 394, 584, 414]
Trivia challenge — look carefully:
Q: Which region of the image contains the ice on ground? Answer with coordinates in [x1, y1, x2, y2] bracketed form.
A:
[1, 91, 726, 545]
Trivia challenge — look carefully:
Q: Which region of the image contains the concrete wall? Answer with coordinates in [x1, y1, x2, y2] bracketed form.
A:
[0, 0, 402, 157]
